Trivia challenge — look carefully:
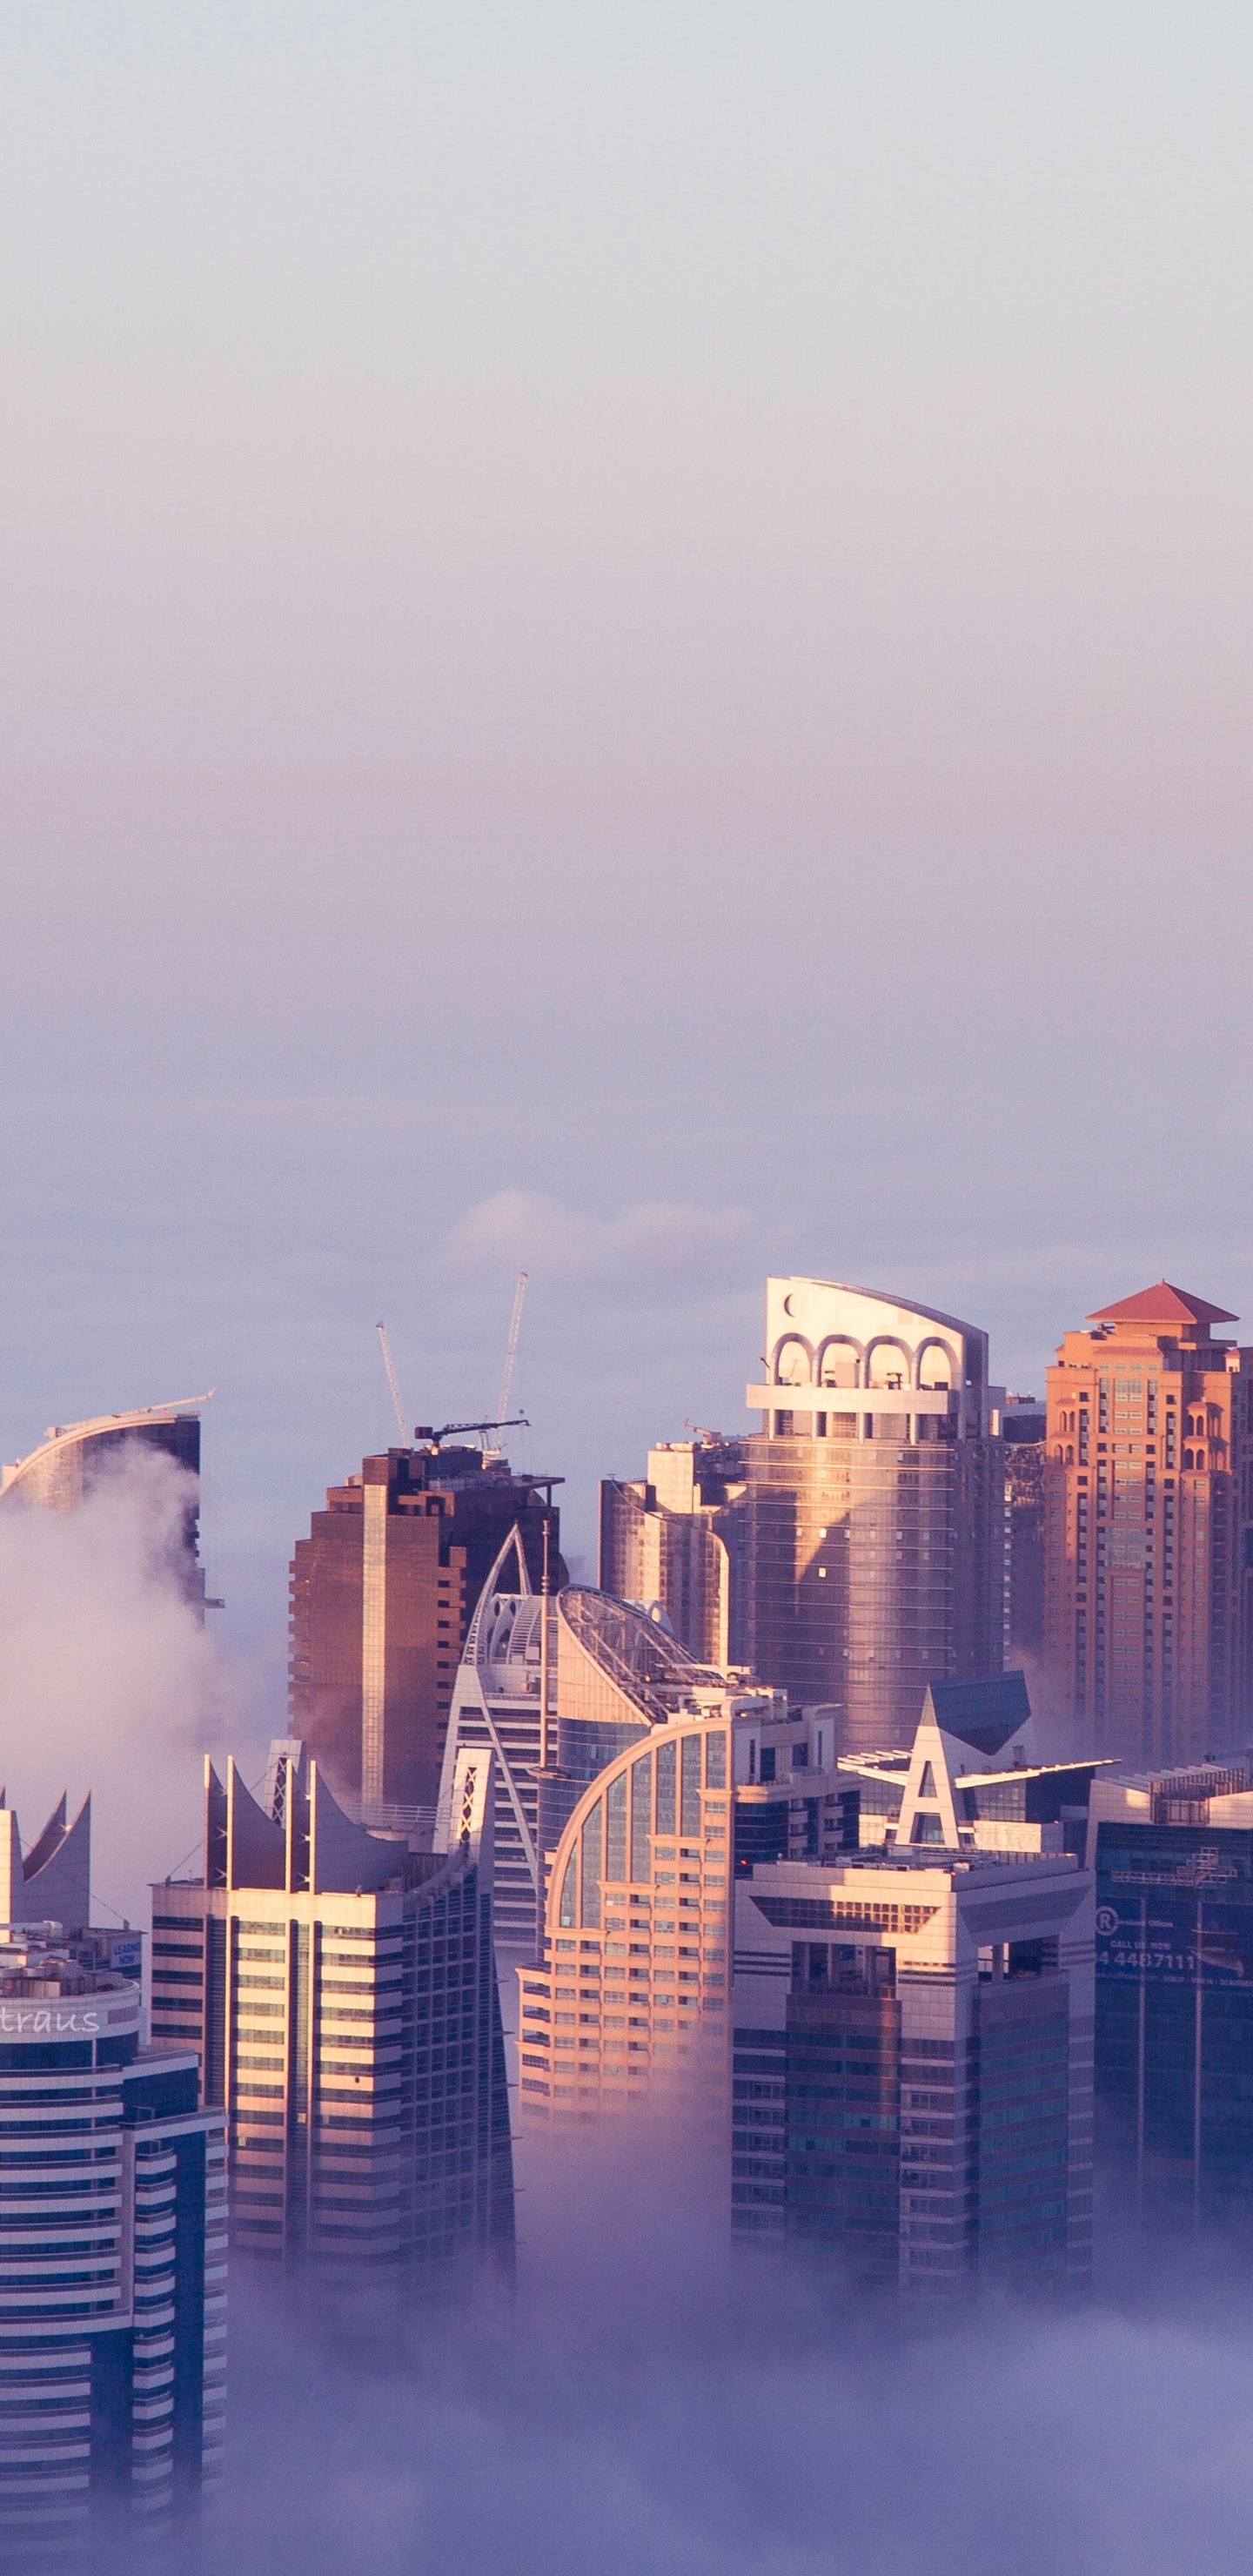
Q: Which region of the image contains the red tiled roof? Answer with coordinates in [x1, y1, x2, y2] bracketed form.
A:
[1087, 1281, 1237, 1328]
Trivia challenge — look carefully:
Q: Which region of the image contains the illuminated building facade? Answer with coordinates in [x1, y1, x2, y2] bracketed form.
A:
[515, 1707, 737, 2123]
[151, 1741, 513, 2285]
[288, 1444, 563, 1830]
[600, 1440, 748, 1667]
[742, 1279, 1007, 1754]
[1042, 1284, 1253, 1765]
[604, 1279, 1007, 1761]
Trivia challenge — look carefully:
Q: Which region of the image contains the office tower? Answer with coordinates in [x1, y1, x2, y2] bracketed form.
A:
[1088, 1756, 1253, 2224]
[730, 1677, 1098, 2292]
[441, 1560, 775, 2072]
[514, 1703, 741, 2123]
[742, 1279, 1007, 1753]
[0, 1399, 208, 1613]
[600, 1439, 748, 1665]
[730, 1833, 1094, 2295]
[289, 1443, 564, 1830]
[606, 1280, 1008, 1756]
[519, 1674, 1096, 2296]
[434, 1528, 553, 1983]
[1002, 1396, 1046, 1659]
[1042, 1283, 1253, 1765]
[151, 1741, 513, 2284]
[0, 1804, 225, 2553]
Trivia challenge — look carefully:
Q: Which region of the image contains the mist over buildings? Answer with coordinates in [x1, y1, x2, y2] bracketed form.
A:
[69, 2133, 1253, 2576]
[0, 1450, 265, 1924]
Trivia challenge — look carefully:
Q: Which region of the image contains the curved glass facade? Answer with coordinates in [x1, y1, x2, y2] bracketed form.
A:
[0, 1935, 225, 2550]
[517, 1716, 732, 2116]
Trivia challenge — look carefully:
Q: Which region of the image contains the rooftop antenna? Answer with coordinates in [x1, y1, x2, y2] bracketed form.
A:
[375, 1324, 409, 1446]
[494, 1272, 528, 1432]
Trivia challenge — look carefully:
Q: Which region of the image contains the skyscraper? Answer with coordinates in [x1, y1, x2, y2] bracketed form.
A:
[288, 1443, 563, 1829]
[0, 1798, 225, 2553]
[0, 1399, 209, 1613]
[600, 1439, 748, 1666]
[514, 1703, 737, 2126]
[515, 1676, 1096, 2297]
[1088, 1755, 1253, 2225]
[1042, 1283, 1253, 1764]
[603, 1279, 1008, 1756]
[151, 1741, 513, 2284]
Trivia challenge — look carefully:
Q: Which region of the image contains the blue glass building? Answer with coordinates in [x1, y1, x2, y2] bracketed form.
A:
[0, 1927, 225, 2558]
[1091, 1759, 1253, 2223]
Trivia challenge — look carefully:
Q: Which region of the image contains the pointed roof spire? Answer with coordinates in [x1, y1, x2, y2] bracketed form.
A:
[1087, 1282, 1237, 1329]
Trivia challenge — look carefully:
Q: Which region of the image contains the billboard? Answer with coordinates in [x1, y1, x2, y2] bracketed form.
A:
[1096, 1890, 1253, 1989]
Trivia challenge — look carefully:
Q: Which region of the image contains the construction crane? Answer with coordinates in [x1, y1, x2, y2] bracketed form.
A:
[492, 1271, 528, 1446]
[375, 1323, 409, 1444]
[414, 1415, 529, 1455]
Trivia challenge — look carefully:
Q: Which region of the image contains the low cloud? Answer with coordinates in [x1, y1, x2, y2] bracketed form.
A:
[0, 1448, 261, 1926]
[444, 1191, 753, 1288]
[119, 2125, 1253, 2576]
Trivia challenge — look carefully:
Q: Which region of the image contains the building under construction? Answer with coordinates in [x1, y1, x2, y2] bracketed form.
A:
[288, 1444, 565, 1832]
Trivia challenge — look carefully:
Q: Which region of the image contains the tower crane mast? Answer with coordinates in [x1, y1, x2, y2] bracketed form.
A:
[493, 1271, 528, 1435]
[375, 1323, 409, 1445]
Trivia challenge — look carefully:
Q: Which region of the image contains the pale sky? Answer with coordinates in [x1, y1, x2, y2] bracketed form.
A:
[2, 4, 1251, 1694]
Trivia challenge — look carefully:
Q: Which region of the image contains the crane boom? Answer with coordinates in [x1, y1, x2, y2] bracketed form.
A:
[495, 1271, 528, 1430]
[375, 1322, 409, 1444]
[414, 1414, 528, 1454]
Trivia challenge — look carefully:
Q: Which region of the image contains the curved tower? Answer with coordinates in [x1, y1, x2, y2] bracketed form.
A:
[0, 1398, 210, 1614]
[742, 1278, 1007, 1754]
[0, 1926, 225, 2550]
[516, 1706, 734, 2121]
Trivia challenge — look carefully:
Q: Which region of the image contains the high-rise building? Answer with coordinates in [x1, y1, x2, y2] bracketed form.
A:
[0, 1399, 209, 1613]
[0, 1798, 225, 2554]
[288, 1444, 563, 1830]
[151, 1741, 513, 2285]
[1042, 1283, 1253, 1764]
[440, 1559, 778, 2074]
[730, 1838, 1093, 2295]
[514, 1703, 739, 2129]
[1088, 1756, 1253, 2225]
[514, 1675, 1096, 2297]
[600, 1440, 748, 1666]
[743, 1280, 1007, 1752]
[604, 1279, 1008, 1757]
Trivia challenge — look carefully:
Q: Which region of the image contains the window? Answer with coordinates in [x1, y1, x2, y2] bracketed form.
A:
[680, 1735, 702, 1834]
[606, 1774, 627, 1885]
[655, 1740, 676, 1837]
[631, 1754, 653, 1883]
[559, 1851, 577, 1930]
[580, 1804, 603, 1929]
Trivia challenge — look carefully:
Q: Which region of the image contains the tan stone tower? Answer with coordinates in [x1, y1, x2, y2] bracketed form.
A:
[1042, 1283, 1253, 1764]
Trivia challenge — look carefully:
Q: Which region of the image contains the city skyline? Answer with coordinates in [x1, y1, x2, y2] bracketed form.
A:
[3, 4, 1252, 2566]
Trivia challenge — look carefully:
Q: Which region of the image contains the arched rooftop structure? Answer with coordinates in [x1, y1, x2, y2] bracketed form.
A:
[556, 1587, 731, 1735]
[1, 1396, 212, 1508]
